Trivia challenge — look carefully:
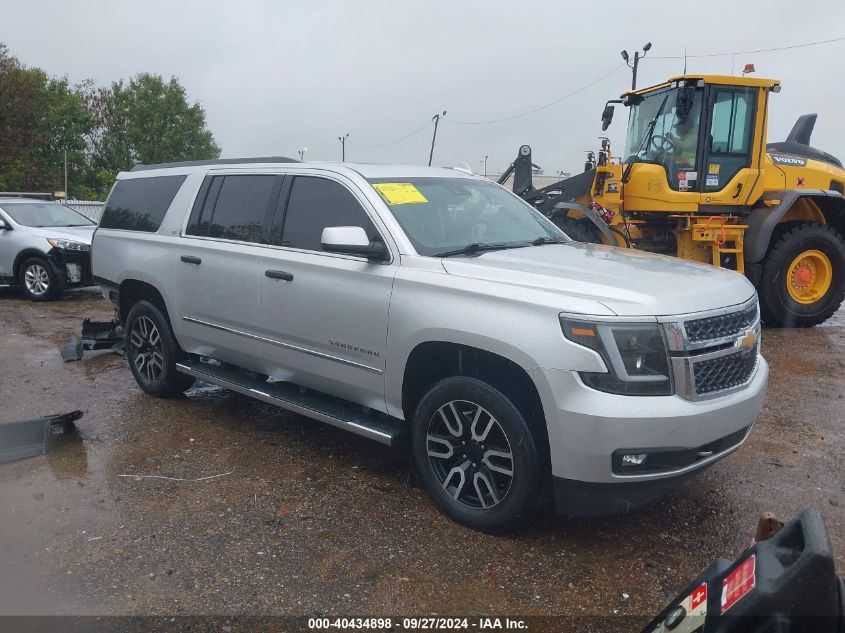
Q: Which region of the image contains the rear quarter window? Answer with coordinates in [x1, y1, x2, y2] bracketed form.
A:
[100, 175, 187, 232]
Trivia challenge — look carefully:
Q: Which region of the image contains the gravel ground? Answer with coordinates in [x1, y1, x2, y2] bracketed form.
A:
[0, 287, 842, 631]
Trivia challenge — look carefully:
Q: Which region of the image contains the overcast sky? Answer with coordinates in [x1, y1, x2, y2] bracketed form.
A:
[4, 0, 845, 175]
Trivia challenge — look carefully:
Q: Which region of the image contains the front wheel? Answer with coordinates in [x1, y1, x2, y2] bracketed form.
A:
[411, 376, 542, 532]
[19, 257, 62, 301]
[758, 222, 845, 327]
[125, 300, 195, 397]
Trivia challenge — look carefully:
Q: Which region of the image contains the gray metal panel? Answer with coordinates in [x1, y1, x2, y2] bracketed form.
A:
[0, 411, 82, 464]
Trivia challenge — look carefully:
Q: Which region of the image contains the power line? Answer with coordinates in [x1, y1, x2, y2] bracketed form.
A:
[651, 35, 845, 60]
[348, 120, 431, 148]
[445, 63, 625, 125]
[345, 62, 624, 148]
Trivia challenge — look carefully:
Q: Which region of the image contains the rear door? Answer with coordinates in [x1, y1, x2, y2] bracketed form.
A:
[259, 173, 396, 410]
[175, 171, 283, 370]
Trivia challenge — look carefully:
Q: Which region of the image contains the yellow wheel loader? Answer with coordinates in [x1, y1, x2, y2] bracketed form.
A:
[500, 74, 845, 326]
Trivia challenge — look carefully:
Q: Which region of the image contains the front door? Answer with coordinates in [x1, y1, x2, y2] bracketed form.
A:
[700, 86, 757, 206]
[259, 173, 396, 411]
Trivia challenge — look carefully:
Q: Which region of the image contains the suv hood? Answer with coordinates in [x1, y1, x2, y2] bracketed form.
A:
[25, 225, 96, 245]
[441, 243, 755, 317]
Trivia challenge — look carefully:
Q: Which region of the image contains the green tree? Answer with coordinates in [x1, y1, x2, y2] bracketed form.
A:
[90, 73, 220, 175]
[0, 44, 92, 193]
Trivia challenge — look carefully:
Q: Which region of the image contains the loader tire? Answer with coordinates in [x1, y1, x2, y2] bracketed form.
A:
[758, 222, 845, 327]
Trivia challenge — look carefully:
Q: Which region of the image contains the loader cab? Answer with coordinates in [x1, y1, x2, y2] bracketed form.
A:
[619, 75, 779, 207]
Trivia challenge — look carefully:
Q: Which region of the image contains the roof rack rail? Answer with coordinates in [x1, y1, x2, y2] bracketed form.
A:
[130, 157, 299, 172]
[0, 192, 55, 200]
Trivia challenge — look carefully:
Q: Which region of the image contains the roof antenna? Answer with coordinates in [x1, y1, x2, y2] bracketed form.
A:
[683, 46, 687, 74]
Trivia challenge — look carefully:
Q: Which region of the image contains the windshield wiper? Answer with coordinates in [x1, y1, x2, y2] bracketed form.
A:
[623, 92, 670, 183]
[435, 242, 529, 258]
[531, 236, 567, 246]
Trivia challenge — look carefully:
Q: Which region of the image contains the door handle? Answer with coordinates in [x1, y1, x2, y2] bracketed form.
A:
[265, 269, 294, 281]
[732, 183, 743, 199]
[180, 255, 201, 265]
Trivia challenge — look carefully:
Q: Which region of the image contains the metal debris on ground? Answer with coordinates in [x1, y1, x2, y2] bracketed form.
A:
[61, 318, 124, 362]
[0, 410, 83, 464]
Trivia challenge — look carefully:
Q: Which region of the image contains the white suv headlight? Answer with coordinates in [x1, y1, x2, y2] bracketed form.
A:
[561, 318, 673, 396]
[47, 238, 90, 252]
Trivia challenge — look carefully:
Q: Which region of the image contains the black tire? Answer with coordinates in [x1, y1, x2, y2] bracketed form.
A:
[552, 215, 602, 244]
[19, 257, 62, 301]
[758, 222, 845, 327]
[125, 300, 195, 397]
[411, 376, 542, 532]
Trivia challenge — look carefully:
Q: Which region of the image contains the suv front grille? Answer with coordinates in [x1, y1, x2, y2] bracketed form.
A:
[684, 303, 758, 343]
[693, 343, 759, 395]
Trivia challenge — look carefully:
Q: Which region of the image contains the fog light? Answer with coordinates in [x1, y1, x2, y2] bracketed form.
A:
[622, 453, 648, 466]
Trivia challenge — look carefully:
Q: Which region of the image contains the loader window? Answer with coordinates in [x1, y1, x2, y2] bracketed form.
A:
[704, 88, 755, 191]
[624, 86, 704, 192]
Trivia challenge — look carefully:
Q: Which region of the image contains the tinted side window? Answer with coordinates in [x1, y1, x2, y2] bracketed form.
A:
[280, 176, 377, 251]
[190, 175, 278, 243]
[100, 175, 186, 232]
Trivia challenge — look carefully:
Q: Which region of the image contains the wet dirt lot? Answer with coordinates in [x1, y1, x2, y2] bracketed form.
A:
[0, 287, 843, 629]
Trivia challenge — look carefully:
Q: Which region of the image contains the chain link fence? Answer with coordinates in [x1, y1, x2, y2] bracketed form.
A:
[64, 199, 105, 222]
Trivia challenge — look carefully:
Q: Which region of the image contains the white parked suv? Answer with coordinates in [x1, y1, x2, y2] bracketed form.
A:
[0, 195, 96, 300]
[92, 158, 768, 531]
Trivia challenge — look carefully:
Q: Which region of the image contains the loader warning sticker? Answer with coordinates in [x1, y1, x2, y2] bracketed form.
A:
[706, 175, 719, 187]
[372, 182, 428, 205]
[708, 163, 720, 175]
[721, 554, 756, 613]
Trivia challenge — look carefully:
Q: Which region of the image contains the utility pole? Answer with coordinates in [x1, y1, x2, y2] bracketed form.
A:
[621, 42, 652, 90]
[298, 147, 308, 161]
[483, 155, 488, 178]
[63, 148, 68, 199]
[428, 110, 446, 166]
[338, 133, 349, 161]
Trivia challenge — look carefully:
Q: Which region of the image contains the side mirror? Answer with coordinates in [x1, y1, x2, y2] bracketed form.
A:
[601, 104, 615, 131]
[321, 226, 387, 261]
[676, 85, 696, 120]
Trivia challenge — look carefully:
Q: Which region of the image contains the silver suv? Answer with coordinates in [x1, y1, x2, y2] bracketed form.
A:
[0, 196, 96, 301]
[92, 158, 768, 531]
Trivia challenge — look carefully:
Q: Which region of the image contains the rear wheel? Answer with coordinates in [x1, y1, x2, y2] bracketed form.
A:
[125, 300, 195, 396]
[411, 376, 542, 532]
[19, 257, 62, 301]
[758, 222, 845, 327]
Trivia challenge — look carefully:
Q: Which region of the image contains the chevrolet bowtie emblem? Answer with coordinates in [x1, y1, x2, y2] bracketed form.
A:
[739, 330, 758, 349]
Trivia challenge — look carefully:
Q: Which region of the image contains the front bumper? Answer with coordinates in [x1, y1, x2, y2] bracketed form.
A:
[530, 356, 768, 516]
[47, 247, 93, 288]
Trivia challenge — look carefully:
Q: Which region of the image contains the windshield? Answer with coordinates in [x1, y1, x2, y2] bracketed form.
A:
[1, 202, 96, 227]
[367, 177, 564, 256]
[623, 86, 704, 191]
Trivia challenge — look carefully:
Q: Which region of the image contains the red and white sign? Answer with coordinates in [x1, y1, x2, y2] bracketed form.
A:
[690, 583, 707, 611]
[721, 555, 756, 613]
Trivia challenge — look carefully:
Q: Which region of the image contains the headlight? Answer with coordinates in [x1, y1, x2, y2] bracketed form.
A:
[47, 238, 90, 252]
[561, 318, 672, 395]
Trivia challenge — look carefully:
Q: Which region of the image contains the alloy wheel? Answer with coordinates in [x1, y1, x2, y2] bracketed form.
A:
[130, 316, 164, 383]
[24, 263, 50, 296]
[426, 400, 514, 509]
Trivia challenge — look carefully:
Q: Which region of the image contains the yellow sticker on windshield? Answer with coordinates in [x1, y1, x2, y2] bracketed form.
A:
[372, 182, 428, 205]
